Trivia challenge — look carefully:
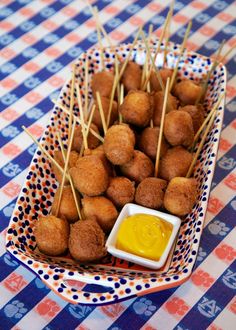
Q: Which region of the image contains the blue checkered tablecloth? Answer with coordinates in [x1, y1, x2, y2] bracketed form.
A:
[0, 0, 235, 329]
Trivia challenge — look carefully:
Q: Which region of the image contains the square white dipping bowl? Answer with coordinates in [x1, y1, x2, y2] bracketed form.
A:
[106, 203, 181, 270]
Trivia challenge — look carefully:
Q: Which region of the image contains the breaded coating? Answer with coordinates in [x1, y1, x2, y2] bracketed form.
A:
[35, 215, 69, 256]
[150, 68, 173, 92]
[104, 124, 135, 165]
[84, 145, 113, 177]
[138, 126, 169, 160]
[69, 219, 106, 262]
[51, 150, 80, 184]
[82, 196, 118, 233]
[51, 186, 80, 223]
[121, 61, 142, 92]
[106, 177, 135, 208]
[72, 123, 100, 152]
[119, 90, 153, 127]
[135, 177, 167, 209]
[153, 91, 178, 126]
[159, 146, 193, 181]
[164, 177, 198, 216]
[173, 80, 203, 105]
[164, 110, 194, 147]
[92, 96, 118, 131]
[70, 155, 109, 196]
[120, 150, 154, 183]
[91, 71, 114, 99]
[179, 104, 204, 133]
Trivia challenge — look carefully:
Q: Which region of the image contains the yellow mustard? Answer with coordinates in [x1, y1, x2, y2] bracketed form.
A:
[116, 213, 173, 261]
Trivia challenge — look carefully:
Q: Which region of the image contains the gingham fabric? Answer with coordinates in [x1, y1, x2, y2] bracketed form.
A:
[0, 0, 235, 329]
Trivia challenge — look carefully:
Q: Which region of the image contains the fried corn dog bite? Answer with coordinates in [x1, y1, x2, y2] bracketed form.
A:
[119, 90, 153, 127]
[164, 177, 197, 216]
[120, 61, 142, 92]
[35, 215, 69, 256]
[103, 124, 135, 165]
[173, 79, 203, 105]
[91, 71, 114, 98]
[72, 123, 100, 152]
[164, 110, 194, 147]
[106, 177, 135, 208]
[84, 145, 113, 177]
[92, 96, 118, 131]
[138, 126, 169, 160]
[120, 150, 154, 183]
[51, 150, 80, 184]
[153, 91, 178, 126]
[135, 177, 167, 209]
[51, 186, 80, 223]
[159, 146, 193, 181]
[69, 219, 106, 262]
[70, 155, 109, 196]
[82, 196, 118, 233]
[150, 68, 173, 92]
[179, 104, 204, 133]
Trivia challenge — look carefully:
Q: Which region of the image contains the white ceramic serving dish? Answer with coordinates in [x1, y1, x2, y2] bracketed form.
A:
[106, 204, 181, 269]
[6, 36, 226, 305]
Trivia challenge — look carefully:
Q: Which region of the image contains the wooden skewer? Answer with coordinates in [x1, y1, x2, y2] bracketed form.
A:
[55, 120, 76, 216]
[186, 106, 218, 178]
[170, 21, 192, 91]
[163, 0, 175, 66]
[90, 5, 113, 48]
[119, 83, 124, 124]
[220, 43, 236, 63]
[142, 7, 172, 91]
[96, 19, 105, 71]
[141, 24, 153, 88]
[22, 126, 69, 181]
[68, 64, 76, 142]
[195, 40, 226, 105]
[141, 29, 165, 93]
[52, 99, 104, 143]
[191, 94, 225, 148]
[96, 91, 107, 135]
[85, 104, 96, 138]
[107, 55, 120, 127]
[75, 83, 88, 150]
[57, 132, 82, 220]
[84, 56, 89, 121]
[154, 77, 170, 177]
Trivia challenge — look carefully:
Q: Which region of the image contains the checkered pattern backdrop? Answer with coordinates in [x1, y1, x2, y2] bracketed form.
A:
[0, 0, 235, 329]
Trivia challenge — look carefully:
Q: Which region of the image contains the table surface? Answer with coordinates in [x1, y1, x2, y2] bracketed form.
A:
[0, 0, 235, 329]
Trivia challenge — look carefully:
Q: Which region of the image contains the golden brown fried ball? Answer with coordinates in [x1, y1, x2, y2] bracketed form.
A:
[120, 150, 154, 183]
[173, 80, 203, 105]
[119, 90, 153, 127]
[150, 68, 173, 92]
[138, 126, 169, 160]
[70, 155, 109, 196]
[92, 96, 118, 131]
[82, 196, 118, 233]
[164, 177, 198, 216]
[51, 186, 80, 223]
[91, 71, 114, 99]
[164, 110, 194, 147]
[120, 61, 142, 92]
[179, 104, 204, 133]
[51, 150, 80, 184]
[72, 123, 100, 152]
[159, 146, 193, 181]
[103, 124, 135, 165]
[35, 215, 69, 256]
[153, 91, 178, 126]
[69, 219, 106, 262]
[135, 177, 167, 209]
[106, 177, 135, 208]
[84, 145, 113, 177]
